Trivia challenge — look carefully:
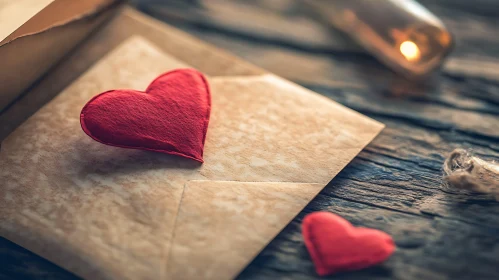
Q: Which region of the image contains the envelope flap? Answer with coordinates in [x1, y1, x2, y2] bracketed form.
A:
[0, 0, 54, 43]
[0, 0, 121, 113]
[168, 180, 322, 280]
[0, 0, 116, 45]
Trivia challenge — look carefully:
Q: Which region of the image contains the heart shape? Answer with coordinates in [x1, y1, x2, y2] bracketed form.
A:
[302, 212, 395, 276]
[80, 68, 211, 162]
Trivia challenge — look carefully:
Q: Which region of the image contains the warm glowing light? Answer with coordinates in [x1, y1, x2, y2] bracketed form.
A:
[400, 41, 421, 61]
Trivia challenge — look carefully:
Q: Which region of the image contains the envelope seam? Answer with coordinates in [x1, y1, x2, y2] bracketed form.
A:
[163, 183, 188, 278]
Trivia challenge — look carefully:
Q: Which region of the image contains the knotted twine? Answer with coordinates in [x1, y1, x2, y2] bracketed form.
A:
[443, 149, 499, 200]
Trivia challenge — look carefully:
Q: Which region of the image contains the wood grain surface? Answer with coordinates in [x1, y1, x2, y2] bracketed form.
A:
[2, 0, 499, 279]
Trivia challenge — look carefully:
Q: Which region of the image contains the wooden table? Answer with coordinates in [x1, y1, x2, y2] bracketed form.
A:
[2, 0, 499, 279]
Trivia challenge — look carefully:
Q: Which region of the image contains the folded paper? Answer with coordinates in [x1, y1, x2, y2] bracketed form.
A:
[0, 0, 120, 111]
[0, 36, 384, 280]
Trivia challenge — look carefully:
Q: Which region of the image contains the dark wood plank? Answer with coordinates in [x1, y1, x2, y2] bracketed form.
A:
[0, 238, 77, 280]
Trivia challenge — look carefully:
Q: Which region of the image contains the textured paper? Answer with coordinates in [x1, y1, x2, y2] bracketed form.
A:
[0, 0, 54, 42]
[0, 0, 116, 44]
[0, 0, 119, 111]
[0, 36, 383, 280]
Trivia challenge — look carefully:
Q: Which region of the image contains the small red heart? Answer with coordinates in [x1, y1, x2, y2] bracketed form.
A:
[80, 68, 211, 162]
[302, 212, 395, 276]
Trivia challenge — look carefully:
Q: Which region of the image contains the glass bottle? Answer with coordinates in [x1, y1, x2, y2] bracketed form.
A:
[304, 0, 454, 79]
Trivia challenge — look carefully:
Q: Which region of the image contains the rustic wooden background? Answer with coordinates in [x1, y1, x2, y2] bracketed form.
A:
[2, 0, 499, 279]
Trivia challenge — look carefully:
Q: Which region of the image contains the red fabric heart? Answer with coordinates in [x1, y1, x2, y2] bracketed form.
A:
[80, 68, 211, 162]
[302, 212, 395, 276]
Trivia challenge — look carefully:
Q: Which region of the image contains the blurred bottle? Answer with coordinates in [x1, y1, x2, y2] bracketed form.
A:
[304, 0, 453, 79]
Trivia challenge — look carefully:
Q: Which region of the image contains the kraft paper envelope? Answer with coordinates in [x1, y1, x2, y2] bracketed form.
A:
[0, 36, 383, 280]
[0, 0, 120, 111]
